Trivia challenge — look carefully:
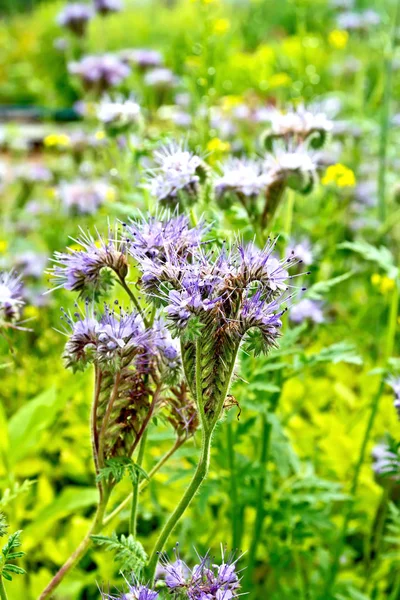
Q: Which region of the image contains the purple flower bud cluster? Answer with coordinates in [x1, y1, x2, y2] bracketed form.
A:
[161, 545, 241, 599]
[120, 48, 164, 70]
[94, 0, 123, 15]
[102, 583, 158, 600]
[69, 54, 131, 92]
[290, 298, 324, 325]
[144, 68, 178, 90]
[387, 377, 400, 420]
[148, 143, 207, 207]
[57, 3, 93, 36]
[0, 270, 25, 325]
[371, 443, 400, 481]
[214, 159, 271, 207]
[50, 228, 127, 297]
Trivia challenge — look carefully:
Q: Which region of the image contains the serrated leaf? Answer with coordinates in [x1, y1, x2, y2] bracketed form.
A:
[91, 533, 147, 573]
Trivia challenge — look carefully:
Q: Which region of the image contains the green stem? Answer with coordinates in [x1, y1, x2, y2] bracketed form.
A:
[116, 277, 149, 327]
[38, 492, 110, 600]
[227, 420, 240, 549]
[389, 570, 400, 600]
[146, 427, 213, 583]
[385, 281, 399, 360]
[130, 431, 148, 537]
[244, 411, 272, 593]
[324, 377, 386, 595]
[0, 578, 8, 600]
[377, 0, 400, 222]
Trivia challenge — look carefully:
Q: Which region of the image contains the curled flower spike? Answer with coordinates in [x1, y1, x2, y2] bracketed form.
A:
[262, 105, 333, 150]
[0, 270, 25, 325]
[101, 581, 158, 600]
[69, 54, 131, 92]
[264, 145, 317, 195]
[96, 94, 141, 133]
[148, 142, 209, 208]
[120, 48, 164, 70]
[49, 227, 128, 298]
[160, 544, 242, 599]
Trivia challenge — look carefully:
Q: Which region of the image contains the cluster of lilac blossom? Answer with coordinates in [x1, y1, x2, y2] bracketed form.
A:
[101, 546, 241, 600]
[69, 54, 131, 92]
[57, 179, 115, 215]
[0, 270, 24, 326]
[96, 95, 141, 131]
[336, 9, 380, 31]
[57, 0, 123, 36]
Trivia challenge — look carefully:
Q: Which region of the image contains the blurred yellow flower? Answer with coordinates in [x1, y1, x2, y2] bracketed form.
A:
[213, 18, 230, 34]
[185, 56, 202, 69]
[95, 130, 106, 141]
[24, 305, 39, 320]
[46, 187, 57, 199]
[0, 240, 8, 253]
[207, 138, 230, 153]
[268, 72, 292, 89]
[322, 163, 356, 187]
[371, 273, 396, 294]
[44, 133, 70, 148]
[329, 29, 349, 49]
[221, 95, 243, 110]
[105, 188, 116, 202]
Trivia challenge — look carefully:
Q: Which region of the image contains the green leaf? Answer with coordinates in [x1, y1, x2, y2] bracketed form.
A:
[91, 533, 147, 573]
[8, 387, 67, 464]
[306, 270, 354, 300]
[339, 240, 398, 278]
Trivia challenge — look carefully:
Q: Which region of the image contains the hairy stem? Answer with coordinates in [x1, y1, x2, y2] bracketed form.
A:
[146, 427, 213, 583]
[38, 493, 109, 600]
[103, 438, 183, 527]
[130, 431, 148, 537]
[0, 578, 8, 600]
[227, 420, 240, 549]
[116, 276, 149, 326]
[98, 372, 121, 468]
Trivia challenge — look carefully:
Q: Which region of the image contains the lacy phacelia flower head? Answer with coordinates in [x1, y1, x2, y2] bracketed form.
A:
[265, 146, 317, 195]
[387, 377, 400, 420]
[96, 95, 141, 132]
[58, 180, 115, 215]
[149, 143, 208, 208]
[56, 3, 93, 36]
[102, 583, 158, 600]
[263, 105, 333, 149]
[214, 158, 271, 209]
[161, 545, 241, 599]
[144, 67, 178, 89]
[50, 227, 128, 298]
[371, 442, 400, 482]
[94, 0, 123, 15]
[120, 48, 164, 70]
[0, 271, 24, 325]
[69, 54, 131, 92]
[290, 298, 324, 324]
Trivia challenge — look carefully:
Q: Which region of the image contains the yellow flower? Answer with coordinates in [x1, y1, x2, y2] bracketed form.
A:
[268, 72, 292, 89]
[185, 56, 201, 69]
[213, 18, 230, 35]
[0, 240, 8, 253]
[44, 133, 70, 148]
[321, 163, 356, 187]
[95, 130, 105, 141]
[371, 273, 381, 287]
[380, 276, 395, 294]
[105, 187, 116, 202]
[328, 29, 349, 50]
[207, 138, 230, 153]
[24, 305, 39, 320]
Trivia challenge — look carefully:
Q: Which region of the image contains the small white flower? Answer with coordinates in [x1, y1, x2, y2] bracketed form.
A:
[96, 95, 141, 127]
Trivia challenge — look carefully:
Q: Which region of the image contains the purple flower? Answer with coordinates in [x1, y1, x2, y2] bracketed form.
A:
[387, 377, 400, 420]
[0, 270, 24, 324]
[287, 238, 313, 266]
[120, 48, 163, 69]
[102, 583, 158, 600]
[144, 67, 178, 89]
[50, 228, 127, 297]
[239, 290, 284, 352]
[214, 159, 271, 207]
[57, 3, 93, 36]
[371, 443, 400, 481]
[148, 142, 207, 207]
[94, 0, 123, 15]
[58, 179, 115, 215]
[290, 298, 324, 324]
[13, 164, 52, 185]
[69, 54, 131, 92]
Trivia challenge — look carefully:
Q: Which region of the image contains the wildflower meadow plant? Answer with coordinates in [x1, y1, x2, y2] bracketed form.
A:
[38, 210, 298, 597]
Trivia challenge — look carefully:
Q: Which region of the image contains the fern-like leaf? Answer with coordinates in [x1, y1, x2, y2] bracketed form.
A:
[91, 532, 147, 573]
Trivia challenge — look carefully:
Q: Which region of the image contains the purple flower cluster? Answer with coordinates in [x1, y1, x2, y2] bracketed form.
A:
[0, 270, 24, 325]
[102, 582, 158, 600]
[57, 3, 93, 36]
[148, 143, 207, 207]
[120, 48, 164, 70]
[214, 159, 271, 207]
[161, 546, 241, 599]
[50, 228, 127, 297]
[144, 68, 178, 90]
[57, 180, 115, 215]
[290, 298, 324, 325]
[69, 54, 131, 91]
[94, 0, 123, 15]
